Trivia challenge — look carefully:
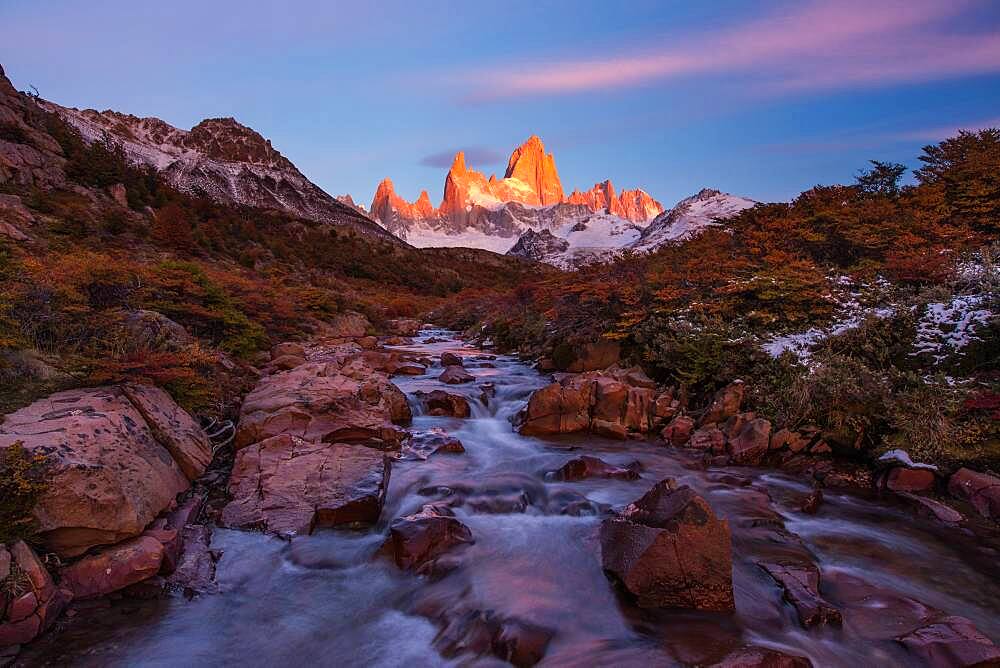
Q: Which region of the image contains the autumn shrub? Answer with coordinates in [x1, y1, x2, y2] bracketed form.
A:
[0, 441, 48, 544]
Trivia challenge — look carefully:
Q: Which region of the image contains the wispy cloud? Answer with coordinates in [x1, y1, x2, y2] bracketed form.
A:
[459, 0, 998, 100]
[419, 146, 503, 168]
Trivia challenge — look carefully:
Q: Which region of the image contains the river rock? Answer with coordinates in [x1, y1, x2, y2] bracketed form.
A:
[728, 418, 771, 466]
[404, 430, 466, 459]
[758, 560, 842, 628]
[392, 362, 426, 376]
[234, 359, 409, 450]
[388, 504, 473, 573]
[661, 415, 695, 446]
[0, 542, 71, 648]
[413, 390, 471, 418]
[710, 646, 813, 668]
[947, 468, 1000, 521]
[440, 351, 463, 367]
[600, 479, 734, 611]
[548, 455, 640, 482]
[898, 493, 963, 524]
[895, 615, 1000, 667]
[166, 525, 218, 594]
[439, 365, 474, 384]
[0, 386, 200, 557]
[59, 535, 165, 599]
[222, 435, 391, 535]
[701, 380, 745, 425]
[434, 608, 554, 668]
[689, 425, 726, 453]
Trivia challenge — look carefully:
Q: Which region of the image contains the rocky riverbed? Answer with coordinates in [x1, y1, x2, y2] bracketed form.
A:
[5, 329, 1000, 667]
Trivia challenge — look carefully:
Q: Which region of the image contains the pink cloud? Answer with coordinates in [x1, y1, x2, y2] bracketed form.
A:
[461, 0, 996, 99]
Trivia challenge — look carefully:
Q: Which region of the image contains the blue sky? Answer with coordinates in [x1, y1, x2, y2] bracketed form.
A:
[3, 0, 999, 208]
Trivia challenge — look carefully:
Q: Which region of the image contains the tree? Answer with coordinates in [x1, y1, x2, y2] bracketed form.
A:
[855, 160, 907, 198]
[915, 129, 1000, 231]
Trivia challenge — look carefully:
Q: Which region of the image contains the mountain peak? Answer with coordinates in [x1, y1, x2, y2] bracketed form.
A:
[451, 151, 467, 173]
[503, 135, 563, 205]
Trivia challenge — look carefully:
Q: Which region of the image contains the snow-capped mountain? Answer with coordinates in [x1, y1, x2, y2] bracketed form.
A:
[370, 136, 664, 252]
[39, 101, 395, 240]
[631, 188, 756, 252]
[507, 188, 756, 268]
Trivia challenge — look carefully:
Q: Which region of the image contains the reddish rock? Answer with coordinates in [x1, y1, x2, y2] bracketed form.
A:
[166, 525, 218, 594]
[728, 419, 771, 466]
[896, 615, 1000, 667]
[801, 489, 823, 515]
[322, 311, 370, 339]
[0, 387, 198, 557]
[591, 377, 628, 423]
[689, 426, 726, 453]
[414, 390, 471, 418]
[710, 646, 812, 668]
[770, 428, 809, 452]
[518, 379, 593, 436]
[267, 353, 306, 372]
[600, 479, 734, 611]
[592, 419, 628, 440]
[549, 456, 640, 482]
[235, 358, 409, 451]
[439, 365, 475, 384]
[434, 608, 554, 668]
[661, 416, 695, 446]
[886, 467, 936, 493]
[0, 542, 71, 647]
[758, 560, 842, 628]
[222, 435, 391, 535]
[388, 504, 473, 572]
[564, 341, 620, 372]
[702, 381, 745, 425]
[653, 391, 679, 421]
[60, 536, 165, 599]
[947, 468, 1000, 521]
[386, 318, 422, 337]
[898, 492, 963, 524]
[440, 351, 464, 367]
[405, 430, 466, 459]
[393, 362, 426, 376]
[623, 387, 655, 433]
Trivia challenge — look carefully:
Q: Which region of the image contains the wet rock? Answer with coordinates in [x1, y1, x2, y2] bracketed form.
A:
[404, 430, 466, 459]
[222, 435, 391, 535]
[800, 489, 823, 515]
[392, 362, 426, 376]
[434, 609, 554, 667]
[440, 351, 463, 367]
[388, 504, 473, 572]
[0, 542, 71, 648]
[0, 386, 200, 557]
[947, 468, 1000, 521]
[701, 380, 745, 425]
[235, 358, 409, 450]
[439, 365, 474, 384]
[166, 525, 218, 594]
[896, 615, 1000, 667]
[60, 536, 165, 600]
[600, 479, 734, 611]
[548, 455, 640, 482]
[413, 390, 471, 418]
[728, 418, 771, 466]
[710, 646, 813, 667]
[758, 560, 842, 628]
[689, 425, 726, 453]
[898, 492, 963, 524]
[661, 415, 695, 446]
[885, 467, 936, 493]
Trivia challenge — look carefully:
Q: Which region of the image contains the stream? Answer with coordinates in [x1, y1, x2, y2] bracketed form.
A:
[17, 329, 1000, 667]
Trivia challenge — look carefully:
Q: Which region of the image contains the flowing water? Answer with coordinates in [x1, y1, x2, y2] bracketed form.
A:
[19, 330, 1000, 667]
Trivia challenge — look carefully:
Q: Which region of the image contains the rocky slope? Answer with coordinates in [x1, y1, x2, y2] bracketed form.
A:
[631, 188, 756, 251]
[37, 99, 395, 241]
[370, 136, 664, 253]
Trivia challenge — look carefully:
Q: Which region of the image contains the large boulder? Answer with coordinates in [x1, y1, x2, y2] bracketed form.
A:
[0, 386, 205, 557]
[600, 479, 734, 611]
[413, 390, 471, 418]
[440, 351, 464, 367]
[661, 416, 695, 446]
[235, 359, 409, 450]
[0, 542, 71, 648]
[727, 418, 771, 466]
[548, 456, 640, 482]
[947, 468, 1000, 521]
[222, 435, 391, 536]
[562, 341, 621, 372]
[59, 535, 165, 599]
[322, 311, 370, 339]
[517, 378, 593, 436]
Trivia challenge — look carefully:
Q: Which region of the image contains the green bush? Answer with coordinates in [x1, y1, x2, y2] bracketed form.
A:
[0, 441, 48, 544]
